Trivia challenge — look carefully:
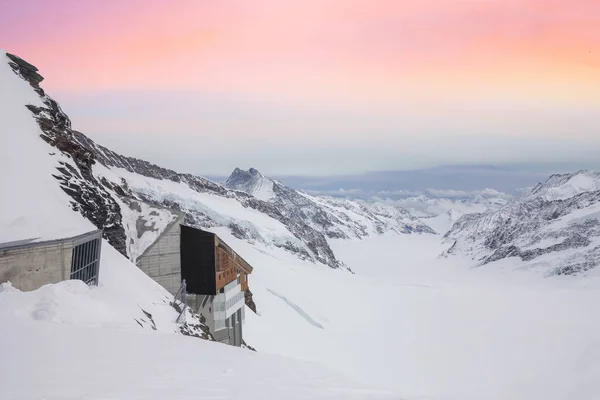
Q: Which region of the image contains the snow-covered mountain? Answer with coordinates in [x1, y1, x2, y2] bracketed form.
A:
[226, 167, 435, 239]
[443, 170, 600, 275]
[392, 192, 510, 234]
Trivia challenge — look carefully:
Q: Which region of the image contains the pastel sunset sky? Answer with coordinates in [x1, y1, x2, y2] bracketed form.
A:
[2, 0, 599, 175]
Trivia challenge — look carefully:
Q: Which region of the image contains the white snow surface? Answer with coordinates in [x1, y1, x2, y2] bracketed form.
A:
[96, 164, 308, 251]
[0, 240, 179, 331]
[530, 170, 600, 201]
[0, 50, 94, 243]
[242, 172, 277, 201]
[237, 232, 600, 400]
[0, 241, 395, 400]
[389, 195, 508, 234]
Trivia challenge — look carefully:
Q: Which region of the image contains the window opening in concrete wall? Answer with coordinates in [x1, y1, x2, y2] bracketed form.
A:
[70, 236, 101, 286]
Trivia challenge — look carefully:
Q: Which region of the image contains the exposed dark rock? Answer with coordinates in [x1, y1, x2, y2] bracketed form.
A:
[228, 222, 254, 240]
[242, 340, 257, 351]
[172, 299, 214, 340]
[6, 53, 44, 87]
[245, 288, 257, 314]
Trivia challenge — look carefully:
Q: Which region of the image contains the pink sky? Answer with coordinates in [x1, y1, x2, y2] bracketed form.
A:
[2, 0, 599, 175]
[3, 0, 599, 101]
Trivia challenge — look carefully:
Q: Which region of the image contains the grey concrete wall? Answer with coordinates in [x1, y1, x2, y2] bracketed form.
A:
[214, 327, 230, 344]
[229, 309, 242, 347]
[191, 293, 238, 345]
[0, 241, 73, 291]
[189, 293, 216, 331]
[137, 216, 184, 295]
[214, 311, 242, 347]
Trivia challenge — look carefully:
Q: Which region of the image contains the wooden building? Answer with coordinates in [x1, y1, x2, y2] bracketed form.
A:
[180, 226, 252, 295]
[179, 226, 253, 346]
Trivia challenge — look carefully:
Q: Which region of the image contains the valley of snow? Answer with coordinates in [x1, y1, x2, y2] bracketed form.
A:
[228, 231, 600, 400]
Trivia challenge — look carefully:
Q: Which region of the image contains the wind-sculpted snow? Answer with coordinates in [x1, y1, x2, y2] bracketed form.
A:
[444, 170, 600, 275]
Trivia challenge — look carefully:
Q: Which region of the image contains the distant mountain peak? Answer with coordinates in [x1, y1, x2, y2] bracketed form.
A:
[529, 169, 600, 202]
[225, 167, 275, 201]
[227, 167, 265, 184]
[444, 168, 600, 275]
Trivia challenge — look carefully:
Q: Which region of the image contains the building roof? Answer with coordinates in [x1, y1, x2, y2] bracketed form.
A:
[180, 225, 254, 274]
[214, 235, 254, 274]
[0, 229, 102, 252]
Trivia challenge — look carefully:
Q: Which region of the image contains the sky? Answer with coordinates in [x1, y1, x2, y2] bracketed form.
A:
[2, 0, 600, 176]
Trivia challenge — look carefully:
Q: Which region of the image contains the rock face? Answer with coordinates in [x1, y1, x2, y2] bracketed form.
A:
[6, 53, 44, 87]
[226, 168, 436, 239]
[443, 170, 600, 275]
[7, 53, 127, 255]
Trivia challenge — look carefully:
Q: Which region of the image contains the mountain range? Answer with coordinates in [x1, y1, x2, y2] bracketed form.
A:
[443, 170, 600, 275]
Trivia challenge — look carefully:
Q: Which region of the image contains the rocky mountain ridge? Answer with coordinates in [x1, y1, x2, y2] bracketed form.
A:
[225, 168, 436, 239]
[443, 170, 600, 275]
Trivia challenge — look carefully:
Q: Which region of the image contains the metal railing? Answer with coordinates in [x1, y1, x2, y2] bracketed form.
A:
[172, 279, 187, 324]
[70, 231, 103, 286]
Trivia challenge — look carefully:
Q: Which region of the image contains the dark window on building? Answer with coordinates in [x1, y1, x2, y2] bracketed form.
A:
[71, 236, 102, 286]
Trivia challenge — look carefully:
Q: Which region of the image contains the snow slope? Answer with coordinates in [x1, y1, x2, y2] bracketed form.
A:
[237, 231, 600, 400]
[0, 245, 395, 400]
[0, 50, 94, 243]
[0, 240, 181, 332]
[530, 170, 600, 201]
[444, 170, 600, 275]
[0, 317, 396, 400]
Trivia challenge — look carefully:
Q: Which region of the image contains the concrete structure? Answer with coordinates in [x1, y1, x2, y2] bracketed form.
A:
[136, 219, 254, 346]
[136, 214, 185, 295]
[192, 280, 246, 345]
[180, 226, 253, 346]
[0, 230, 103, 291]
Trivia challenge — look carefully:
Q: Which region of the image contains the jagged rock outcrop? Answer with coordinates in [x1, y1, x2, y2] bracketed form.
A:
[245, 289, 257, 314]
[443, 170, 600, 275]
